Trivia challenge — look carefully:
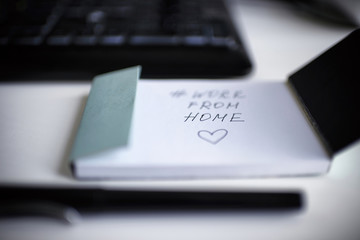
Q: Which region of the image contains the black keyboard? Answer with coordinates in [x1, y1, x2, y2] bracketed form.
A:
[0, 0, 252, 80]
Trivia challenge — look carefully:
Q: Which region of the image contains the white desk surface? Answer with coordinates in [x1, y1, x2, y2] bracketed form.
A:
[1, 0, 360, 239]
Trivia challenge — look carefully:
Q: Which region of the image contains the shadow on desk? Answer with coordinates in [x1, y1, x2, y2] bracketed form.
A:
[58, 94, 88, 179]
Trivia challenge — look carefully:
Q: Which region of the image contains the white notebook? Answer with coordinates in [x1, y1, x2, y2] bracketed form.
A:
[70, 66, 330, 179]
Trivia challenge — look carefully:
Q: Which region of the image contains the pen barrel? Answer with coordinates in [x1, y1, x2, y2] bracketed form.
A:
[0, 186, 303, 211]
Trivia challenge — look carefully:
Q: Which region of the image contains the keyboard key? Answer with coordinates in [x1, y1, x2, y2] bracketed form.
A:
[129, 35, 180, 45]
[99, 35, 125, 45]
[184, 36, 208, 46]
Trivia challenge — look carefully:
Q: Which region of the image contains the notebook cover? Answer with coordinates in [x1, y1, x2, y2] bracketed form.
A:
[69, 66, 140, 161]
[288, 29, 360, 156]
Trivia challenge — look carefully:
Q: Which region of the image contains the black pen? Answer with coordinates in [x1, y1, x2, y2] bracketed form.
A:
[0, 185, 303, 223]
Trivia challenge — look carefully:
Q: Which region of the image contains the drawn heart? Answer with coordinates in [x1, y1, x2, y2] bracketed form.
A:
[197, 129, 228, 144]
